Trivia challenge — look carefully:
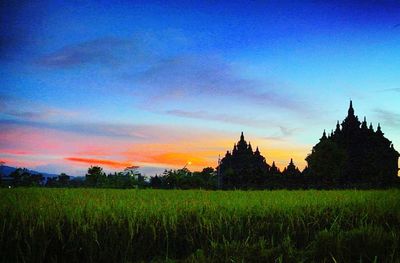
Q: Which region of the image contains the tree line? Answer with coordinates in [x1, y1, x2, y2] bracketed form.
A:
[1, 165, 399, 189]
[0, 165, 218, 189]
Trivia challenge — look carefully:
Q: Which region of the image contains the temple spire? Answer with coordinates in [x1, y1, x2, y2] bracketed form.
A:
[348, 100, 354, 116]
[361, 116, 367, 129]
[237, 132, 247, 151]
[342, 99, 360, 130]
[369, 122, 374, 131]
[376, 123, 384, 136]
[270, 161, 279, 173]
[320, 129, 327, 141]
[335, 121, 340, 133]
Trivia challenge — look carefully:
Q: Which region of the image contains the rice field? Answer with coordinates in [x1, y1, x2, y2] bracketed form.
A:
[0, 188, 399, 262]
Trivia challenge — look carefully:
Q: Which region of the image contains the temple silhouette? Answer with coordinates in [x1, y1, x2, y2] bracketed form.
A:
[218, 132, 303, 188]
[306, 100, 399, 186]
[218, 132, 270, 187]
[218, 101, 399, 189]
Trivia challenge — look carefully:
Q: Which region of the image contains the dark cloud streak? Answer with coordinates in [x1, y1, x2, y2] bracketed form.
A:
[36, 37, 135, 68]
[3, 110, 49, 121]
[374, 109, 400, 128]
[380, 88, 400, 92]
[262, 126, 299, 142]
[165, 109, 266, 127]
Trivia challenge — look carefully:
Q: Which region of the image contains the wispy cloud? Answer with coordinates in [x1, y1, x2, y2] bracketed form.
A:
[262, 136, 286, 142]
[0, 123, 137, 169]
[0, 96, 146, 138]
[0, 117, 230, 149]
[0, 119, 150, 139]
[0, 95, 79, 121]
[262, 126, 299, 142]
[36, 37, 135, 68]
[279, 126, 298, 137]
[374, 109, 400, 128]
[165, 109, 269, 127]
[35, 34, 310, 114]
[3, 110, 56, 121]
[378, 88, 400, 93]
[132, 55, 306, 112]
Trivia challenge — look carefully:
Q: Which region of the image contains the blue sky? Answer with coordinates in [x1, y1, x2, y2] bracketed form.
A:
[1, 0, 400, 175]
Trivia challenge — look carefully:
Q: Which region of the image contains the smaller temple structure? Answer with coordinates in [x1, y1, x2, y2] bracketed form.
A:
[218, 132, 270, 188]
[282, 159, 301, 177]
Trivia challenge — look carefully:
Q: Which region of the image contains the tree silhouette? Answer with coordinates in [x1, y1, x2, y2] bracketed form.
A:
[85, 166, 106, 187]
[58, 173, 70, 186]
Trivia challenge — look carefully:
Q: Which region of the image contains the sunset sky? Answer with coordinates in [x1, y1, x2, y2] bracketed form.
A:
[1, 1, 400, 176]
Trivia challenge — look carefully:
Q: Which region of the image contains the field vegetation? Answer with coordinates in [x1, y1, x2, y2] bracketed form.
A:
[0, 189, 399, 262]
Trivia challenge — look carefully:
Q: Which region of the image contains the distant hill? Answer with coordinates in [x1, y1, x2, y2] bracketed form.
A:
[0, 165, 59, 179]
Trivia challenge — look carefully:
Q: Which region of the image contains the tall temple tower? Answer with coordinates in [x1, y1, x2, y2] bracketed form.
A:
[306, 101, 399, 186]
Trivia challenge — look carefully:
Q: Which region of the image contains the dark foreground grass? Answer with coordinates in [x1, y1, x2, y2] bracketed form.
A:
[0, 189, 399, 262]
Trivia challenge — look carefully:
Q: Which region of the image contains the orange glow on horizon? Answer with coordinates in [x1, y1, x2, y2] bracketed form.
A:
[148, 152, 213, 168]
[1, 123, 312, 173]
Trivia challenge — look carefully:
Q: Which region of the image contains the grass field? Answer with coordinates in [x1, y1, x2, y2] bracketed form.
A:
[0, 189, 399, 262]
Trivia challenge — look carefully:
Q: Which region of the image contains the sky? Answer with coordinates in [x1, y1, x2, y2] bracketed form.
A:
[1, 0, 400, 176]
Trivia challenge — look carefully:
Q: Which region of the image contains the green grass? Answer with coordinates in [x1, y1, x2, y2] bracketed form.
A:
[0, 189, 399, 262]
